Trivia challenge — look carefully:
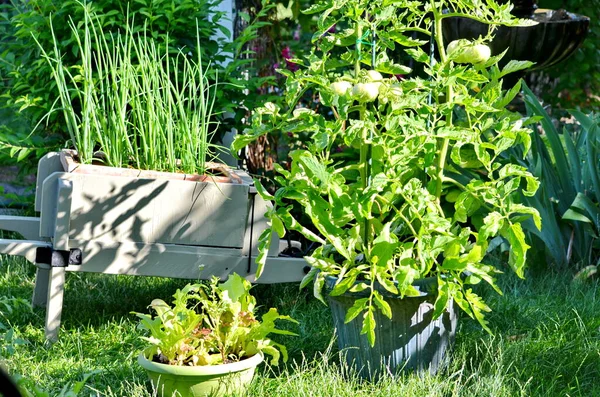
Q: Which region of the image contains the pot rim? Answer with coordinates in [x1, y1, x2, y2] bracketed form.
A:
[137, 351, 264, 376]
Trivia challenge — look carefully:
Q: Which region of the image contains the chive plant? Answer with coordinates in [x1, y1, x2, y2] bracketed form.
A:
[35, 5, 220, 175]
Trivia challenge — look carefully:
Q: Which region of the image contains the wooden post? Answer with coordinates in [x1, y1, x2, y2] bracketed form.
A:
[44, 266, 66, 342]
[44, 178, 72, 341]
[32, 265, 50, 308]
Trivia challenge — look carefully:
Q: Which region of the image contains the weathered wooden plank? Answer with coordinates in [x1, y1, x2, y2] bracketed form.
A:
[65, 238, 243, 279]
[0, 216, 43, 240]
[69, 173, 249, 247]
[35, 152, 63, 212]
[62, 239, 307, 283]
[39, 172, 250, 248]
[0, 238, 51, 263]
[54, 179, 72, 251]
[45, 266, 65, 342]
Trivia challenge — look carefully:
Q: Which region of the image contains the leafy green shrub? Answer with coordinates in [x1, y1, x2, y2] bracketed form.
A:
[234, 0, 540, 344]
[0, 2, 63, 166]
[237, 0, 319, 177]
[517, 84, 600, 270]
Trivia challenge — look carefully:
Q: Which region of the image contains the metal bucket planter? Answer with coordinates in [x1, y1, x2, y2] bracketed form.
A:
[138, 352, 263, 397]
[326, 277, 458, 380]
[0, 150, 307, 341]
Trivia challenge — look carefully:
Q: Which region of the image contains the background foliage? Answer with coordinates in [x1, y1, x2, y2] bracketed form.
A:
[235, 0, 318, 178]
[514, 85, 599, 273]
[535, 0, 600, 111]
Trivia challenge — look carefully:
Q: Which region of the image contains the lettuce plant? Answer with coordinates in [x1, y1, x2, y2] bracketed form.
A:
[133, 274, 296, 366]
[234, 0, 541, 346]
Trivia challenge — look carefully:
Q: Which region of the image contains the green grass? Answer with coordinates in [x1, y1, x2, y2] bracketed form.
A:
[1, 254, 599, 396]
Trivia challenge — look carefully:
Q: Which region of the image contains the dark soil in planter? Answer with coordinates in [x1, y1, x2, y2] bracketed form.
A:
[153, 353, 171, 365]
[152, 353, 249, 366]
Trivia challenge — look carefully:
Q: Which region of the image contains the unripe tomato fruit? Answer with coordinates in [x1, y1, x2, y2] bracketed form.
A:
[446, 40, 462, 56]
[469, 44, 491, 64]
[388, 85, 402, 97]
[366, 70, 383, 91]
[446, 40, 491, 64]
[352, 83, 379, 102]
[330, 81, 353, 96]
[365, 70, 383, 83]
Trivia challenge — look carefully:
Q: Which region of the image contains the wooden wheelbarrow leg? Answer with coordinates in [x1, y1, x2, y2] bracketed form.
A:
[0, 215, 52, 309]
[33, 266, 51, 308]
[0, 178, 73, 342]
[45, 266, 65, 342]
[42, 178, 73, 342]
[0, 238, 53, 308]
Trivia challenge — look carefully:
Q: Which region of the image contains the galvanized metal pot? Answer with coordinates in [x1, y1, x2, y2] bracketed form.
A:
[326, 276, 458, 380]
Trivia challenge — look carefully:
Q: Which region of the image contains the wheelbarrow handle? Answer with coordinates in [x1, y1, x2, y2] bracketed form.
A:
[0, 215, 44, 241]
[0, 238, 51, 264]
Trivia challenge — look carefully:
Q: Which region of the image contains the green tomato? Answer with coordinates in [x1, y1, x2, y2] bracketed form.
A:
[446, 40, 463, 56]
[447, 40, 491, 64]
[352, 82, 379, 102]
[388, 84, 402, 97]
[365, 70, 383, 83]
[469, 44, 491, 64]
[329, 81, 353, 96]
[379, 84, 402, 104]
[366, 70, 383, 91]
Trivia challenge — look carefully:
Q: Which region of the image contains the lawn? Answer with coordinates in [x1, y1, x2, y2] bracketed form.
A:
[0, 254, 599, 396]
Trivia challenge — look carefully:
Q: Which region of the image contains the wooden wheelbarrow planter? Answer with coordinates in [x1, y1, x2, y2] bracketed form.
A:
[0, 151, 307, 341]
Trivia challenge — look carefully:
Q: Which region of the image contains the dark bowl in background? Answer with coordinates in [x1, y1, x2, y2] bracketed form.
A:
[442, 9, 590, 72]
